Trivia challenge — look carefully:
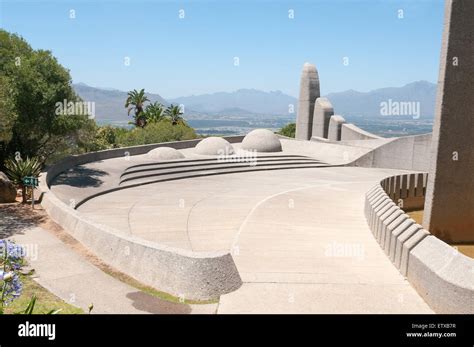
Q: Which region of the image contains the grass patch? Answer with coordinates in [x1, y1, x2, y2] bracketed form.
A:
[99, 266, 218, 305]
[4, 273, 83, 314]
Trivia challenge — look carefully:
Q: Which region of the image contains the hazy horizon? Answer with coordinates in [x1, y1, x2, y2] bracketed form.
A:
[75, 79, 437, 99]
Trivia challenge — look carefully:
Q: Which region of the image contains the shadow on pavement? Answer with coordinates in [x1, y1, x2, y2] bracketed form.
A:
[0, 204, 47, 238]
[126, 291, 192, 314]
[53, 165, 109, 188]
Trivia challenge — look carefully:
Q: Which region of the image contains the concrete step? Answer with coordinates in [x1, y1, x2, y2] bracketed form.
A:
[124, 154, 314, 171]
[122, 157, 323, 177]
[120, 160, 327, 185]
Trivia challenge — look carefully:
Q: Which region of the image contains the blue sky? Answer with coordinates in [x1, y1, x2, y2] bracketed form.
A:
[0, 0, 444, 98]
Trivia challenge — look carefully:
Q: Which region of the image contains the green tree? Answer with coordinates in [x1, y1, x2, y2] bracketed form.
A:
[125, 89, 149, 128]
[144, 102, 165, 123]
[0, 30, 95, 166]
[278, 122, 296, 138]
[164, 104, 184, 125]
[0, 76, 16, 143]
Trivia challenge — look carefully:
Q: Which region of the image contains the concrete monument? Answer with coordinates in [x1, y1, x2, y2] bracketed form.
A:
[423, 0, 474, 243]
[295, 63, 320, 140]
[328, 115, 346, 141]
[312, 97, 334, 139]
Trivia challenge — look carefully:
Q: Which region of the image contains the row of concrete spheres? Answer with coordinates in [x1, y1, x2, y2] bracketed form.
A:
[295, 63, 346, 142]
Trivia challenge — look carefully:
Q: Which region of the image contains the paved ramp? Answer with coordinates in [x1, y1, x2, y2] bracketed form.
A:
[217, 177, 432, 313]
[77, 165, 433, 313]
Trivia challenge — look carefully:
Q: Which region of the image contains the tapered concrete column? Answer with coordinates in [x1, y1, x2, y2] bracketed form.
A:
[423, 0, 474, 243]
[296, 63, 320, 140]
[328, 115, 345, 141]
[312, 97, 334, 139]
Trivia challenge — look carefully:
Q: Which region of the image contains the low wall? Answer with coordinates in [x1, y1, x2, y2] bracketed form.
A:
[364, 174, 474, 313]
[40, 137, 244, 300]
[351, 133, 432, 171]
[341, 123, 382, 141]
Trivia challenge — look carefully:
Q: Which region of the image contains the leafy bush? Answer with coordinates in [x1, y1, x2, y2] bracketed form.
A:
[278, 123, 296, 138]
[115, 120, 197, 147]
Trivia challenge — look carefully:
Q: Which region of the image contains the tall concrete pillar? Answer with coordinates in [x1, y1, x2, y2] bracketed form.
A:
[423, 0, 474, 243]
[296, 63, 320, 140]
[312, 97, 334, 139]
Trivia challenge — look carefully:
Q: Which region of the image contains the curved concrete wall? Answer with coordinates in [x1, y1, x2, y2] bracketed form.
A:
[364, 175, 474, 313]
[351, 133, 432, 171]
[341, 123, 382, 141]
[40, 137, 244, 300]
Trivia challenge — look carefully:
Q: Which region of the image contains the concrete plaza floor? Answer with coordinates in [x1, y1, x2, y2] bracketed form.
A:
[75, 165, 432, 313]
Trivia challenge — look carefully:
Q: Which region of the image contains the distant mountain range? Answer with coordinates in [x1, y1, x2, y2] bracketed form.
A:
[72, 81, 437, 123]
[168, 89, 297, 116]
[326, 81, 436, 119]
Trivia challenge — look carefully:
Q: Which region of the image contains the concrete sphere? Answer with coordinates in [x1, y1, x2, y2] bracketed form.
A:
[147, 147, 185, 160]
[241, 129, 282, 152]
[195, 137, 235, 155]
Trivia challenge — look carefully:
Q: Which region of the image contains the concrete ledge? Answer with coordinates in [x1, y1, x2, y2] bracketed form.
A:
[394, 224, 422, 269]
[389, 219, 416, 260]
[364, 174, 474, 313]
[400, 229, 430, 276]
[378, 210, 405, 248]
[40, 139, 244, 300]
[376, 206, 400, 242]
[408, 236, 474, 314]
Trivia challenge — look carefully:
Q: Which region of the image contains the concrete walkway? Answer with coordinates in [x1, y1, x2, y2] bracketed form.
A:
[5, 216, 217, 314]
[217, 177, 433, 313]
[74, 166, 433, 313]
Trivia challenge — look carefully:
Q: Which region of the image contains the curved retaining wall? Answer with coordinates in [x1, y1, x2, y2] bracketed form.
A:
[40, 137, 245, 300]
[364, 174, 474, 313]
[352, 133, 432, 171]
[340, 123, 382, 141]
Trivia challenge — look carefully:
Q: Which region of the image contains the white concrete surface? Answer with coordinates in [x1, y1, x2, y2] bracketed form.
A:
[76, 166, 432, 313]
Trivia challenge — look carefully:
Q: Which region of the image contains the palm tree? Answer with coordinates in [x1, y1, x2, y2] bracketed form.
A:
[165, 104, 184, 125]
[144, 102, 165, 123]
[125, 89, 149, 128]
